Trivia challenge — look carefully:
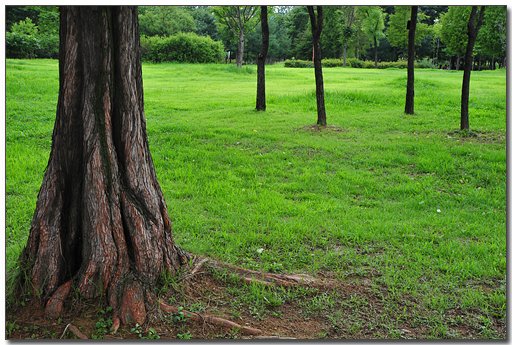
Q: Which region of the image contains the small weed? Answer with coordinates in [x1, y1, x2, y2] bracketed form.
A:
[6, 321, 20, 338]
[187, 302, 205, 313]
[177, 330, 192, 339]
[130, 323, 161, 339]
[92, 316, 113, 339]
[173, 306, 192, 323]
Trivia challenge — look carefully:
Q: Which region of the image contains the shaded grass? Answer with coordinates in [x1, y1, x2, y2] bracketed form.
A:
[6, 59, 506, 338]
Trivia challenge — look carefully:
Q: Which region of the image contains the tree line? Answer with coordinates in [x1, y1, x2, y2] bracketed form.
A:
[6, 5, 506, 71]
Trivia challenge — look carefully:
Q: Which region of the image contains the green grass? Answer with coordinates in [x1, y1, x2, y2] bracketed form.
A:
[6, 59, 506, 339]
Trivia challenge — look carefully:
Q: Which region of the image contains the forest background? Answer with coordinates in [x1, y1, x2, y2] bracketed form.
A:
[5, 5, 507, 71]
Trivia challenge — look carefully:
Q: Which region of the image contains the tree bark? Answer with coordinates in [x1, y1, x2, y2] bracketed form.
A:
[237, 31, 245, 68]
[374, 36, 378, 69]
[461, 6, 485, 131]
[19, 6, 190, 325]
[405, 6, 418, 115]
[307, 6, 327, 126]
[256, 6, 269, 111]
[343, 42, 347, 67]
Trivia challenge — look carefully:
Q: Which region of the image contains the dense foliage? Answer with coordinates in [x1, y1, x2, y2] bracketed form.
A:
[140, 33, 225, 63]
[5, 5, 506, 70]
[6, 7, 59, 59]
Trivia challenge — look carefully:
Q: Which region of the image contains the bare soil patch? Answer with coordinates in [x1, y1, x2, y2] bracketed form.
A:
[297, 124, 347, 133]
[6, 264, 506, 340]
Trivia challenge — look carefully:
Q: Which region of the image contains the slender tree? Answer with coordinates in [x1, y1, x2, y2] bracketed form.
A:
[211, 6, 260, 68]
[461, 6, 485, 130]
[307, 6, 326, 126]
[405, 6, 418, 115]
[340, 6, 358, 67]
[256, 6, 269, 111]
[18, 6, 190, 325]
[360, 6, 385, 69]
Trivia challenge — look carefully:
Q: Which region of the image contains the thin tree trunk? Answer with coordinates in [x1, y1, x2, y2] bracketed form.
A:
[374, 36, 378, 68]
[307, 6, 327, 126]
[461, 6, 485, 131]
[256, 6, 269, 111]
[237, 31, 245, 68]
[343, 41, 347, 67]
[456, 50, 461, 71]
[405, 6, 418, 115]
[19, 6, 190, 324]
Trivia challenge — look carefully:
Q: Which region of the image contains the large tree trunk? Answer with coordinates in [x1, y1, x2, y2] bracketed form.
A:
[461, 6, 486, 130]
[256, 6, 269, 111]
[19, 6, 190, 325]
[307, 6, 327, 126]
[405, 6, 418, 115]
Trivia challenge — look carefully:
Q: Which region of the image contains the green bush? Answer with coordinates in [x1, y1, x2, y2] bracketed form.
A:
[363, 60, 376, 68]
[141, 33, 225, 63]
[284, 57, 438, 70]
[6, 32, 40, 59]
[346, 58, 363, 68]
[35, 34, 59, 59]
[322, 59, 344, 67]
[284, 59, 314, 68]
[416, 58, 436, 69]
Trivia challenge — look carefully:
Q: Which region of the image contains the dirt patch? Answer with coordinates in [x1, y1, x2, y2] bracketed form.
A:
[445, 130, 506, 144]
[6, 268, 506, 340]
[297, 124, 347, 133]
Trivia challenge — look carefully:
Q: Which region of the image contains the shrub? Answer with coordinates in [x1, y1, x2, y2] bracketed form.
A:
[416, 58, 436, 69]
[284, 59, 314, 68]
[322, 59, 344, 68]
[283, 57, 437, 70]
[141, 33, 225, 63]
[363, 60, 376, 68]
[6, 32, 40, 59]
[346, 58, 363, 68]
[35, 34, 59, 59]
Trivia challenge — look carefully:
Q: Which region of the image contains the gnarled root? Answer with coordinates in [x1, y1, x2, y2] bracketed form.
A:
[159, 301, 262, 336]
[195, 256, 318, 287]
[45, 280, 72, 320]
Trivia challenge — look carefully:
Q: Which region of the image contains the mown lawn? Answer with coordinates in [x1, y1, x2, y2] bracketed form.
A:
[6, 59, 506, 339]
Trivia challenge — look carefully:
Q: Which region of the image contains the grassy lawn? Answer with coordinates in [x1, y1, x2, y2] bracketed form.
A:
[5, 59, 506, 339]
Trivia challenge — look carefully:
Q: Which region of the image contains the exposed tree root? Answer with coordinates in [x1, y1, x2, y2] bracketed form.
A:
[64, 324, 88, 339]
[111, 314, 121, 334]
[43, 254, 325, 338]
[45, 280, 72, 320]
[198, 256, 318, 287]
[158, 302, 262, 336]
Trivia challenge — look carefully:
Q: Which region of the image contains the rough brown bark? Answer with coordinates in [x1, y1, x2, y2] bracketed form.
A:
[19, 6, 190, 325]
[405, 6, 418, 115]
[256, 6, 269, 111]
[461, 6, 485, 130]
[307, 6, 327, 126]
